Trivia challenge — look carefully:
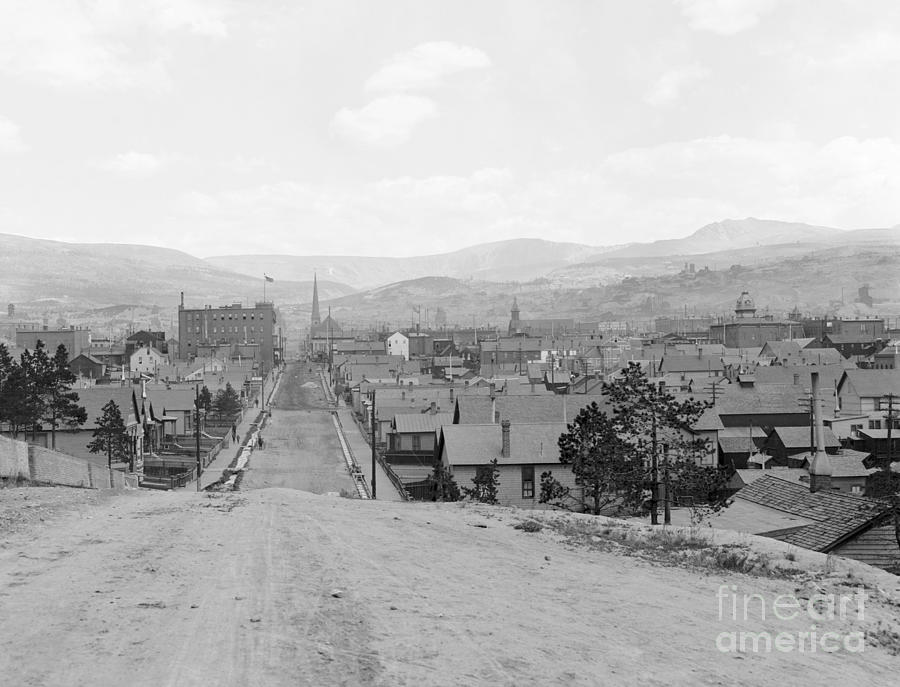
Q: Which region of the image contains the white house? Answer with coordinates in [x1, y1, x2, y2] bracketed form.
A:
[129, 345, 167, 378]
[386, 332, 410, 361]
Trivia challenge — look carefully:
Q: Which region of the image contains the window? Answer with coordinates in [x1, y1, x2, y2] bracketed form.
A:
[412, 435, 421, 451]
[869, 420, 882, 430]
[522, 465, 535, 499]
[851, 485, 862, 494]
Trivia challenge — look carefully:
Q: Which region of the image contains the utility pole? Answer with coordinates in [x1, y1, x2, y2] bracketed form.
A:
[195, 384, 201, 492]
[370, 389, 377, 499]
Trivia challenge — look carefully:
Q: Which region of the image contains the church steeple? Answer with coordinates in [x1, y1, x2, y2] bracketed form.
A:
[311, 273, 321, 327]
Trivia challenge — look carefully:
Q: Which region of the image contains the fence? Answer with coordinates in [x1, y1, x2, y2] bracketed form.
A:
[1, 435, 132, 489]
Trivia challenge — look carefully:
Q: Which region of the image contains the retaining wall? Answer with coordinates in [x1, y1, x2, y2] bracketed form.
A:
[1, 434, 131, 489]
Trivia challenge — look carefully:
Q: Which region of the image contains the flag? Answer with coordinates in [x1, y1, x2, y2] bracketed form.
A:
[264, 274, 274, 283]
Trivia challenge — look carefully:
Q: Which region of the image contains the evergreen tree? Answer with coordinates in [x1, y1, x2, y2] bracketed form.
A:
[212, 382, 242, 417]
[0, 344, 32, 438]
[604, 362, 715, 525]
[41, 344, 87, 449]
[20, 340, 53, 440]
[462, 458, 500, 504]
[541, 402, 645, 515]
[198, 385, 213, 412]
[87, 400, 129, 468]
[428, 461, 460, 502]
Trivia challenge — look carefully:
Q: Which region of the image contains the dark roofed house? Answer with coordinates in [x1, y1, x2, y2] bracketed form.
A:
[658, 354, 725, 377]
[725, 474, 899, 571]
[453, 394, 611, 426]
[69, 353, 106, 381]
[765, 426, 839, 465]
[438, 421, 573, 509]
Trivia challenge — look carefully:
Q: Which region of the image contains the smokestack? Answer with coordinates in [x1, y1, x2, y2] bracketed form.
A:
[490, 383, 497, 423]
[809, 372, 833, 493]
[180, 291, 184, 307]
[501, 419, 510, 458]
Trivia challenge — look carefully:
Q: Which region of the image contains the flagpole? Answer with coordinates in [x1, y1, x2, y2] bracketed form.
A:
[263, 274, 266, 303]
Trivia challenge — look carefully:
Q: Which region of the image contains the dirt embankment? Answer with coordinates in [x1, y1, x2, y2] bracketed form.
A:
[1, 487, 899, 687]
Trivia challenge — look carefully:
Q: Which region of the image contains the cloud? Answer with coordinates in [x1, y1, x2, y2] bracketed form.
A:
[831, 30, 900, 67]
[674, 0, 776, 35]
[330, 95, 438, 147]
[644, 63, 710, 106]
[95, 151, 173, 176]
[364, 41, 491, 93]
[169, 135, 900, 256]
[0, 0, 231, 90]
[0, 115, 28, 153]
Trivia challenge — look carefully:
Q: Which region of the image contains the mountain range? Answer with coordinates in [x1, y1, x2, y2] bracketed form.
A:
[2, 218, 898, 333]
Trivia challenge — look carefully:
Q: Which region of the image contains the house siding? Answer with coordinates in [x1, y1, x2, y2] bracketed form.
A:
[452, 462, 582, 510]
[832, 526, 900, 571]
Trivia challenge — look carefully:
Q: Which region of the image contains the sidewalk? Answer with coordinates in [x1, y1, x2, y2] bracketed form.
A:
[337, 407, 405, 502]
[191, 366, 283, 491]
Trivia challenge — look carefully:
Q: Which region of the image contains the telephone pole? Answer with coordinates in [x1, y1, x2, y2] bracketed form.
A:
[195, 384, 201, 492]
[370, 389, 377, 499]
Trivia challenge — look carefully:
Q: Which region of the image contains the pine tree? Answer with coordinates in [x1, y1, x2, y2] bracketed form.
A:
[428, 461, 460, 502]
[20, 340, 53, 441]
[0, 343, 31, 437]
[212, 382, 242, 417]
[198, 385, 213, 412]
[541, 402, 645, 515]
[42, 344, 87, 449]
[87, 400, 129, 468]
[462, 458, 500, 504]
[605, 362, 716, 525]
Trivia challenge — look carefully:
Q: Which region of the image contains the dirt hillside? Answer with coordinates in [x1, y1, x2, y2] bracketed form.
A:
[1, 486, 898, 686]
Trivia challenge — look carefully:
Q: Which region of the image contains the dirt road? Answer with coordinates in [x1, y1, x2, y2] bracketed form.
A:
[240, 364, 357, 495]
[1, 486, 898, 686]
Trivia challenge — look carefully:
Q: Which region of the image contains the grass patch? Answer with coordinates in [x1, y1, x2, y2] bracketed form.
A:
[538, 516, 802, 580]
[513, 519, 544, 533]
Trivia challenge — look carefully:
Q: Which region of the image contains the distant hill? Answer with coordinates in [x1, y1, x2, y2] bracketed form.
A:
[204, 238, 615, 290]
[0, 233, 354, 309]
[599, 218, 847, 258]
[321, 246, 900, 328]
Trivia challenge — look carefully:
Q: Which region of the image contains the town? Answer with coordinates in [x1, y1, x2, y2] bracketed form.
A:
[4, 1, 900, 684]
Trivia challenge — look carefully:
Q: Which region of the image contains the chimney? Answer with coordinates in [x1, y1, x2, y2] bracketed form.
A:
[430, 401, 436, 415]
[180, 291, 184, 307]
[501, 419, 510, 458]
[809, 371, 833, 493]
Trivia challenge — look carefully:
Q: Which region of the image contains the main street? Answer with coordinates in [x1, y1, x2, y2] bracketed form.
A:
[239, 363, 359, 495]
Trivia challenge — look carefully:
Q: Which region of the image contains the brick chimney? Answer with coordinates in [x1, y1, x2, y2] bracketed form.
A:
[809, 371, 833, 493]
[501, 419, 511, 458]
[430, 401, 436, 414]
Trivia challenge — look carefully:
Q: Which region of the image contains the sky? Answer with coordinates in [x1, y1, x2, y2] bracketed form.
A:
[2, 0, 900, 258]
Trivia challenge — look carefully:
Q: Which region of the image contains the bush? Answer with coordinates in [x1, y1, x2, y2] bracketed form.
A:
[513, 520, 543, 533]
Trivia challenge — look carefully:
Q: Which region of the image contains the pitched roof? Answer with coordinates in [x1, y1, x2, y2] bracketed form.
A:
[768, 426, 839, 449]
[718, 436, 763, 454]
[440, 422, 568, 466]
[734, 468, 808, 486]
[715, 384, 810, 416]
[760, 341, 802, 359]
[693, 406, 725, 431]
[454, 395, 611, 425]
[735, 474, 887, 551]
[393, 412, 454, 434]
[658, 354, 724, 373]
[838, 369, 900, 398]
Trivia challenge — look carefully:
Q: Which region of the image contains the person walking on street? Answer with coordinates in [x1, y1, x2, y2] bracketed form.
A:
[231, 422, 237, 442]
